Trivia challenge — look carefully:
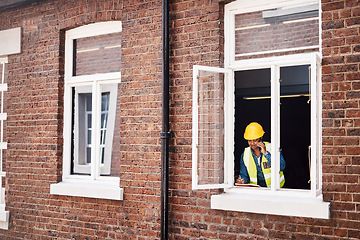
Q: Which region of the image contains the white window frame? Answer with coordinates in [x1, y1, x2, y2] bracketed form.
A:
[0, 57, 9, 229]
[0, 26, 21, 230]
[50, 22, 123, 200]
[192, 0, 330, 218]
[73, 84, 117, 175]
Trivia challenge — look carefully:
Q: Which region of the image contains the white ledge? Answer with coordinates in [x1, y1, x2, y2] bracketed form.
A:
[0, 209, 9, 230]
[50, 181, 123, 200]
[211, 192, 330, 219]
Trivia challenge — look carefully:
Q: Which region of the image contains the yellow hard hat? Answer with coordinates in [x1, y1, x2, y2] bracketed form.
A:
[244, 122, 265, 140]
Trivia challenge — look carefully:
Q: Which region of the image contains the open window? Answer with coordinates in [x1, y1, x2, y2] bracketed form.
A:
[50, 22, 123, 200]
[192, 0, 329, 218]
[192, 66, 233, 190]
[73, 84, 117, 175]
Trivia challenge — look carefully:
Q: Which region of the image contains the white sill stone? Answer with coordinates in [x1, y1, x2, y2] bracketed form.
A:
[50, 181, 123, 200]
[211, 192, 330, 219]
[0, 209, 9, 230]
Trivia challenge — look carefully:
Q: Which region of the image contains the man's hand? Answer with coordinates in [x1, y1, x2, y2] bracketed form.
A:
[256, 141, 267, 155]
[236, 177, 245, 184]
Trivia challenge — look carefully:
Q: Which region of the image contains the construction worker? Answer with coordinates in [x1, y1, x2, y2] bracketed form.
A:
[236, 122, 285, 187]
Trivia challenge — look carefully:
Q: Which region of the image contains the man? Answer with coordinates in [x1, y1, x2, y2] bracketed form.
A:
[236, 122, 286, 187]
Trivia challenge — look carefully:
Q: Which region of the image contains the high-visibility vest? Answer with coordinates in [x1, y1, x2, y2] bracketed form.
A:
[242, 142, 285, 188]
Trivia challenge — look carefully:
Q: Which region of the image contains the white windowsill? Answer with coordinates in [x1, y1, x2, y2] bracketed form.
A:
[0, 205, 9, 230]
[50, 181, 123, 200]
[211, 192, 330, 219]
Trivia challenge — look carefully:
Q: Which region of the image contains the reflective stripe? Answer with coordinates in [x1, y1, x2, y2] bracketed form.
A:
[250, 177, 257, 182]
[264, 173, 271, 179]
[244, 147, 250, 169]
[243, 146, 258, 185]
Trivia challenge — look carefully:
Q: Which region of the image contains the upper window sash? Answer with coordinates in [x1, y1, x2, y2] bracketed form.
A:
[224, 0, 320, 68]
[64, 21, 122, 83]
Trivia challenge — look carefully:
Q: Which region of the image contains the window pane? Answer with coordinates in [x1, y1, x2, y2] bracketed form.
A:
[99, 84, 120, 177]
[234, 69, 271, 179]
[280, 65, 310, 189]
[86, 147, 91, 164]
[234, 4, 319, 59]
[73, 32, 121, 76]
[197, 70, 225, 185]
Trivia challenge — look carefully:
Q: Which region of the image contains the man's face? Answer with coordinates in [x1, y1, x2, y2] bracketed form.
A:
[248, 138, 261, 151]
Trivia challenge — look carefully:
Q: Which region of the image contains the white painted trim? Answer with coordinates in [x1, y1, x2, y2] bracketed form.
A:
[0, 143, 7, 150]
[50, 181, 123, 200]
[229, 52, 315, 70]
[0, 210, 9, 230]
[66, 21, 122, 40]
[211, 192, 330, 219]
[226, 0, 318, 16]
[0, 27, 21, 56]
[271, 65, 281, 190]
[0, 114, 7, 121]
[234, 45, 319, 59]
[0, 57, 7, 64]
[0, 188, 9, 229]
[67, 73, 122, 85]
[0, 84, 8, 92]
[262, 2, 319, 18]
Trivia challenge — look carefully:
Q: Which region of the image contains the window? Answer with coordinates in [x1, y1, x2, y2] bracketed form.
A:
[50, 22, 123, 200]
[192, 0, 330, 218]
[0, 26, 21, 229]
[0, 57, 9, 229]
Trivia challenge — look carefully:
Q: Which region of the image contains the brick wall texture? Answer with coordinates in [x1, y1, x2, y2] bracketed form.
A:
[0, 0, 358, 239]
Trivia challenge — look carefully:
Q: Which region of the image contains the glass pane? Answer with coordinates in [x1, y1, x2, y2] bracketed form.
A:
[87, 130, 91, 144]
[234, 4, 319, 60]
[280, 65, 311, 189]
[102, 93, 110, 111]
[74, 32, 121, 76]
[99, 84, 120, 177]
[86, 94, 92, 111]
[86, 147, 91, 164]
[197, 70, 225, 185]
[234, 69, 271, 183]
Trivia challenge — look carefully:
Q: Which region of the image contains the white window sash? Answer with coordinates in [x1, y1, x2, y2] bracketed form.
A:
[271, 64, 281, 191]
[310, 52, 322, 197]
[192, 65, 233, 190]
[225, 0, 320, 69]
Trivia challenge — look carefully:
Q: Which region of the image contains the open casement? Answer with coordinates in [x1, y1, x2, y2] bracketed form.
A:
[310, 53, 322, 197]
[192, 65, 233, 190]
[73, 84, 118, 176]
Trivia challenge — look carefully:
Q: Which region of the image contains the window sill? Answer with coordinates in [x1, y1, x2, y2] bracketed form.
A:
[0, 205, 9, 230]
[211, 192, 330, 219]
[50, 181, 123, 200]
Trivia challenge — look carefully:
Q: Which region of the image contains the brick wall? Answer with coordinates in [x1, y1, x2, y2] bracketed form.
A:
[321, 0, 360, 238]
[0, 0, 358, 239]
[0, 0, 163, 238]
